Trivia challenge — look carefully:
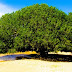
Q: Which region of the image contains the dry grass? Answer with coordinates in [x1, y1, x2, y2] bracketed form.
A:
[0, 51, 38, 57]
[48, 51, 72, 55]
[0, 51, 72, 57]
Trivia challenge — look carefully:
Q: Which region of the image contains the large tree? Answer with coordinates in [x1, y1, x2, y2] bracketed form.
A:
[0, 4, 72, 54]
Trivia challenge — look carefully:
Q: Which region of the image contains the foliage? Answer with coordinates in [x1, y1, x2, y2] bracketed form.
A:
[0, 4, 72, 54]
[7, 49, 17, 53]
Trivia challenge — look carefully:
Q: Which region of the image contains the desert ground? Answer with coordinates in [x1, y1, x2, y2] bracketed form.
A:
[0, 59, 72, 72]
[0, 51, 72, 72]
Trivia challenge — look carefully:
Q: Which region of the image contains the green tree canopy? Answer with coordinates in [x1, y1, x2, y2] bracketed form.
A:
[0, 4, 72, 53]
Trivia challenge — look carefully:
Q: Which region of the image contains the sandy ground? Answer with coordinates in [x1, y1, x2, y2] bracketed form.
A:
[0, 59, 72, 72]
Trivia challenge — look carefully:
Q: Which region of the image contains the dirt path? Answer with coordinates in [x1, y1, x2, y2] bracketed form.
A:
[0, 59, 72, 72]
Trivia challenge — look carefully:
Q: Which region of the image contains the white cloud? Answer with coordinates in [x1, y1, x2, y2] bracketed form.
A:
[0, 13, 4, 17]
[0, 3, 17, 17]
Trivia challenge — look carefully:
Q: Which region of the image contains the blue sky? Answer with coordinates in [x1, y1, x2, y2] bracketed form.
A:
[0, 0, 72, 17]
